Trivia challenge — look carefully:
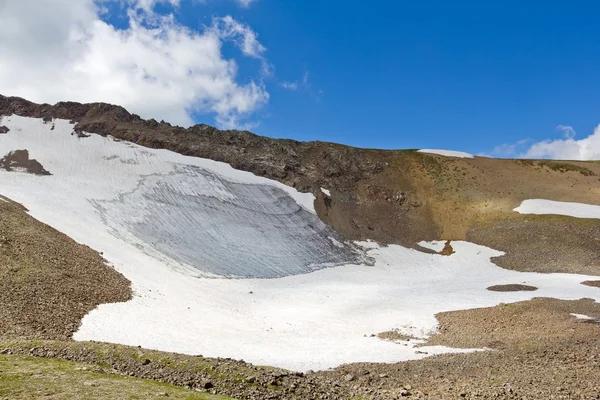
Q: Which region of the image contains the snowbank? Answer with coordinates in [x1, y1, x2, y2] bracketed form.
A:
[417, 149, 474, 158]
[514, 199, 600, 219]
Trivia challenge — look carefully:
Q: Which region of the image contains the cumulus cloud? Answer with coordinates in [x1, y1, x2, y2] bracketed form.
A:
[521, 125, 600, 160]
[487, 125, 600, 160]
[0, 0, 269, 128]
[212, 15, 272, 76]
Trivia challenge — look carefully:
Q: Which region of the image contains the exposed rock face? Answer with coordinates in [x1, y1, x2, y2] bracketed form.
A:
[0, 149, 51, 175]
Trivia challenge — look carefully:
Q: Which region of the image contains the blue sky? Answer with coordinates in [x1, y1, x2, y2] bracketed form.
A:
[3, 0, 599, 158]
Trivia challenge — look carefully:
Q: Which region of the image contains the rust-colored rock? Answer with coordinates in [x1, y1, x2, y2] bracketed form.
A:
[439, 240, 455, 256]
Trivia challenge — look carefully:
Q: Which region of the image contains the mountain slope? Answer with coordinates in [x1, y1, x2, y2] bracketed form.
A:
[1, 94, 599, 274]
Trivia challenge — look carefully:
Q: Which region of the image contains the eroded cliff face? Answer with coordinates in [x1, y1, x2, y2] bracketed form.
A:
[2, 94, 599, 273]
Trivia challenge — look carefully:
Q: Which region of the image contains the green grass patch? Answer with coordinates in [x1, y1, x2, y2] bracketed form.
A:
[0, 354, 236, 400]
[516, 159, 596, 176]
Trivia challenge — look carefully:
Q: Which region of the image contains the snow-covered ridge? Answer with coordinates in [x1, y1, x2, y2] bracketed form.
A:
[417, 149, 475, 158]
[514, 199, 600, 219]
[1, 115, 599, 371]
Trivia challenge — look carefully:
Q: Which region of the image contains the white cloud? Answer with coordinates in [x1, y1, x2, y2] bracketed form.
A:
[0, 0, 269, 128]
[126, 0, 181, 12]
[555, 125, 576, 139]
[236, 0, 257, 8]
[521, 125, 600, 160]
[281, 71, 309, 91]
[486, 125, 600, 160]
[281, 81, 299, 91]
[211, 15, 272, 76]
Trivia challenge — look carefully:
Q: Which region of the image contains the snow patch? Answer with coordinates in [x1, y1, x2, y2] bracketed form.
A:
[321, 187, 331, 197]
[514, 199, 600, 219]
[417, 149, 474, 158]
[570, 313, 597, 321]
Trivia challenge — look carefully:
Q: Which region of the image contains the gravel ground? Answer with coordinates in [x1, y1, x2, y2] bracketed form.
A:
[487, 284, 538, 292]
[0, 197, 131, 340]
[583, 280, 600, 288]
[468, 214, 600, 276]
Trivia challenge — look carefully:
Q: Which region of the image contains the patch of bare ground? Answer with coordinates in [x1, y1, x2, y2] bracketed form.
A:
[582, 280, 600, 288]
[0, 125, 9, 133]
[377, 329, 419, 342]
[487, 284, 537, 292]
[426, 298, 600, 350]
[0, 197, 131, 340]
[0, 149, 51, 175]
[321, 298, 600, 399]
[468, 213, 600, 275]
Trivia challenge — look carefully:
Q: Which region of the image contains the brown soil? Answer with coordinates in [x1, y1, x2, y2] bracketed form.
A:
[2, 94, 600, 275]
[377, 330, 419, 342]
[0, 149, 51, 175]
[0, 197, 131, 340]
[582, 280, 600, 288]
[426, 297, 600, 350]
[468, 213, 600, 276]
[487, 284, 538, 292]
[323, 298, 600, 399]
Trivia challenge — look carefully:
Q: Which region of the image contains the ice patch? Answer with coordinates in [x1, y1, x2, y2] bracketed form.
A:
[417, 149, 474, 158]
[514, 199, 600, 219]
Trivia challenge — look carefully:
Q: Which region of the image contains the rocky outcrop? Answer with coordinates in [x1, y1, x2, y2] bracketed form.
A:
[0, 149, 51, 175]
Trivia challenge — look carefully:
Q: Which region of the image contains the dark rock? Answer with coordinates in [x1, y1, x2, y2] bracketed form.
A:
[0, 149, 51, 175]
